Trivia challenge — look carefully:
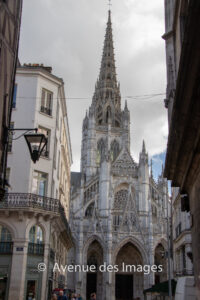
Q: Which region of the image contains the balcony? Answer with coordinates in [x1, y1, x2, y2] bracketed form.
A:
[0, 242, 13, 254]
[40, 106, 52, 116]
[0, 193, 60, 212]
[28, 242, 44, 255]
[0, 193, 73, 246]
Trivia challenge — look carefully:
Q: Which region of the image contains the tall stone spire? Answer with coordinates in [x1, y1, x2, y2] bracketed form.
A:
[92, 10, 121, 128]
[99, 10, 118, 90]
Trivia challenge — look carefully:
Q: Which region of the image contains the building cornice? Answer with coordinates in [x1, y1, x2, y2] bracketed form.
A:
[16, 67, 64, 86]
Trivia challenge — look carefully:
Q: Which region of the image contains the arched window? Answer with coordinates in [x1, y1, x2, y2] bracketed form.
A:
[97, 105, 103, 125]
[96, 139, 105, 164]
[115, 120, 120, 127]
[111, 140, 120, 161]
[85, 202, 94, 217]
[0, 225, 12, 242]
[114, 189, 128, 210]
[106, 106, 111, 123]
[107, 73, 111, 80]
[29, 225, 43, 244]
[152, 205, 157, 217]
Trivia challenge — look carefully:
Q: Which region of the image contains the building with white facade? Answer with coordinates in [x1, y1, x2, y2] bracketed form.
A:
[0, 64, 73, 300]
[68, 11, 169, 300]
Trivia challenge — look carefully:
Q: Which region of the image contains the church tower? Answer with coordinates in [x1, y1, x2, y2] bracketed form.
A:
[81, 10, 130, 182]
[70, 10, 168, 300]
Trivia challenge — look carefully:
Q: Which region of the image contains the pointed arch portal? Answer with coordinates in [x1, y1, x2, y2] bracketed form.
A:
[115, 242, 144, 300]
[86, 240, 103, 300]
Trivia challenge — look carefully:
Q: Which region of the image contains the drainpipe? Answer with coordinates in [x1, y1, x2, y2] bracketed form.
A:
[166, 197, 172, 300]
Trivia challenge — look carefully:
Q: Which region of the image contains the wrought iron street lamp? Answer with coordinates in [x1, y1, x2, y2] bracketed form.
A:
[24, 133, 47, 163]
[0, 128, 47, 199]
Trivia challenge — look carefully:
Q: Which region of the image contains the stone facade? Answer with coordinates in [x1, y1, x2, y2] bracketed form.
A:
[69, 11, 168, 300]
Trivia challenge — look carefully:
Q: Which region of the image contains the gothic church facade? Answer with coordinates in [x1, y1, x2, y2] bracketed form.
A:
[69, 11, 168, 300]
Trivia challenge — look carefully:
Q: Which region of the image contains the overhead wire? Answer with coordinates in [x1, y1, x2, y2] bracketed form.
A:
[15, 92, 165, 101]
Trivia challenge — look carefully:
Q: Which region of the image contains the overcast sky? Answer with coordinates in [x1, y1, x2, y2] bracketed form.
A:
[19, 0, 167, 172]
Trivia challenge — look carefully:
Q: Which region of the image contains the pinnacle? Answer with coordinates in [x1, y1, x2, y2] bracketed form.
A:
[142, 140, 146, 153]
[124, 100, 128, 111]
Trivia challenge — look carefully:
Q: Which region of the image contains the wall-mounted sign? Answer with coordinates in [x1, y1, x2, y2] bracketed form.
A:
[16, 247, 24, 251]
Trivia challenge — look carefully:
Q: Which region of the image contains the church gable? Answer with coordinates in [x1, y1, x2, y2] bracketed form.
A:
[111, 148, 138, 177]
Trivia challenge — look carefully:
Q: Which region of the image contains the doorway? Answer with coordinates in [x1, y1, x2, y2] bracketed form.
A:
[86, 273, 97, 300]
[0, 277, 7, 300]
[115, 274, 133, 300]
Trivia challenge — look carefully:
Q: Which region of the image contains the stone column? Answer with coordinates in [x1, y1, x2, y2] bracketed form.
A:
[8, 240, 28, 300]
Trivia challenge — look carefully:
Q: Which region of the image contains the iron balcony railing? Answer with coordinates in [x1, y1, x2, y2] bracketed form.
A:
[0, 242, 13, 254]
[0, 193, 72, 239]
[1, 193, 60, 212]
[40, 106, 52, 116]
[28, 242, 44, 255]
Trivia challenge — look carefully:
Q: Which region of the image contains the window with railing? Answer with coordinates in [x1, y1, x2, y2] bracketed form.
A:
[28, 243, 44, 255]
[32, 171, 48, 196]
[28, 225, 44, 255]
[38, 126, 50, 158]
[41, 88, 53, 116]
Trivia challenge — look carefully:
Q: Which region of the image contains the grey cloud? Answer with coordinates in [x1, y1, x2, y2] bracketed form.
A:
[19, 0, 167, 171]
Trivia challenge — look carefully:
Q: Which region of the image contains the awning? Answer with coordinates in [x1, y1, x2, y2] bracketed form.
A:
[144, 279, 177, 296]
